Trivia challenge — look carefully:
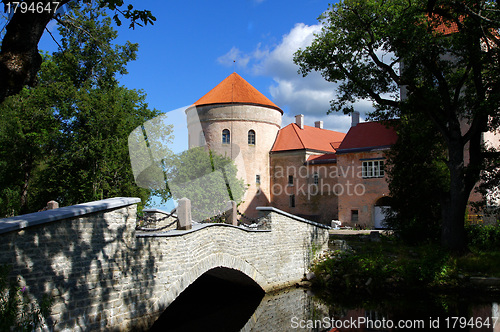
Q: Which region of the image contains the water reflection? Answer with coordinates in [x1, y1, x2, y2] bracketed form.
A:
[150, 276, 500, 332]
[149, 273, 264, 332]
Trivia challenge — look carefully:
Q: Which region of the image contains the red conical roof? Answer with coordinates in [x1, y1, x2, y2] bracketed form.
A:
[194, 72, 283, 113]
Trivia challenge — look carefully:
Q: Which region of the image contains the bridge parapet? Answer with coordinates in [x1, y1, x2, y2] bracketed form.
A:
[0, 197, 329, 331]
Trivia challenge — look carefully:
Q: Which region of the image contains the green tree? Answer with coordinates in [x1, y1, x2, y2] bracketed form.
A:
[165, 147, 246, 222]
[0, 0, 156, 104]
[294, 0, 500, 251]
[0, 4, 166, 216]
[384, 115, 449, 243]
[0, 78, 63, 215]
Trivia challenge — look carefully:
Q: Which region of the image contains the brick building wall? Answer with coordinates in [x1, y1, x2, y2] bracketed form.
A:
[270, 151, 339, 225]
[337, 150, 390, 228]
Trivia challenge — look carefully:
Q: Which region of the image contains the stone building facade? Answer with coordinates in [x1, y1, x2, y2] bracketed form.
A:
[335, 119, 398, 228]
[186, 73, 282, 218]
[186, 73, 398, 227]
[185, 71, 498, 228]
[269, 115, 345, 224]
[186, 73, 348, 224]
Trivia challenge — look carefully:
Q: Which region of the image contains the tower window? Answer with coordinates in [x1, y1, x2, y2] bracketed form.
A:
[248, 130, 256, 145]
[289, 195, 296, 208]
[288, 175, 294, 186]
[222, 129, 230, 144]
[256, 174, 260, 184]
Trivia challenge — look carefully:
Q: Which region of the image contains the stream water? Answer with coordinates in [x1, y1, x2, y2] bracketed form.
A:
[149, 273, 500, 331]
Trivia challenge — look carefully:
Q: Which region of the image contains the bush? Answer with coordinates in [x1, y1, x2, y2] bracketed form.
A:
[466, 223, 500, 250]
[0, 265, 52, 332]
[311, 239, 456, 295]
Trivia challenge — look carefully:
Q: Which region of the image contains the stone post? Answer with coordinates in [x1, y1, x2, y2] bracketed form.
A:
[177, 198, 192, 230]
[227, 200, 238, 226]
[47, 200, 59, 209]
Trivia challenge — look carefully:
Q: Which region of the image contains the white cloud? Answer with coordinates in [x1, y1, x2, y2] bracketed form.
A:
[217, 47, 250, 69]
[217, 23, 376, 133]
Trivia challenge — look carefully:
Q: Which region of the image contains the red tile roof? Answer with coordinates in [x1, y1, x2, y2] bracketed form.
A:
[271, 123, 346, 153]
[336, 121, 398, 153]
[428, 13, 461, 35]
[194, 72, 283, 113]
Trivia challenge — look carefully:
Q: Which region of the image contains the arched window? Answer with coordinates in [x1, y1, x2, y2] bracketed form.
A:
[248, 130, 256, 145]
[222, 129, 230, 144]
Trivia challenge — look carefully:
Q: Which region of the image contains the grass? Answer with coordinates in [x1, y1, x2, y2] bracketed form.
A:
[457, 250, 500, 277]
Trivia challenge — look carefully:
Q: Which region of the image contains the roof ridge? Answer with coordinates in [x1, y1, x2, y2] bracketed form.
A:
[292, 123, 306, 150]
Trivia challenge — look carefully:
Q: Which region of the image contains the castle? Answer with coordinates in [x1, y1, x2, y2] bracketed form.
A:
[185, 72, 398, 228]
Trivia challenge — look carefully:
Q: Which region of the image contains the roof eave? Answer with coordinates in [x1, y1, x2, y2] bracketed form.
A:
[189, 101, 283, 114]
[336, 145, 393, 155]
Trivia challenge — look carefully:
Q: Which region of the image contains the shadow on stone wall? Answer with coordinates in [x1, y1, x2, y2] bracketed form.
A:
[0, 203, 159, 330]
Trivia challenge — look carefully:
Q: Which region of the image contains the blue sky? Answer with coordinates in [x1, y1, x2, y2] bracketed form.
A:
[37, 0, 370, 134]
[34, 0, 377, 210]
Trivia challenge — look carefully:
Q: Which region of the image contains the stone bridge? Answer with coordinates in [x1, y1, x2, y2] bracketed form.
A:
[0, 197, 329, 331]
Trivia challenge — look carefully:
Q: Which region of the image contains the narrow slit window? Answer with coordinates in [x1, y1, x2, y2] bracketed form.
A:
[222, 129, 230, 144]
[313, 172, 319, 185]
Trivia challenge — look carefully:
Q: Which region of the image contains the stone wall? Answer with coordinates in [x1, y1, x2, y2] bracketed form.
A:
[186, 104, 282, 218]
[0, 198, 329, 331]
[270, 150, 339, 224]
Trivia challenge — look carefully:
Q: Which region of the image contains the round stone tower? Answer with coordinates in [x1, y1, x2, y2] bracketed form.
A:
[186, 73, 282, 218]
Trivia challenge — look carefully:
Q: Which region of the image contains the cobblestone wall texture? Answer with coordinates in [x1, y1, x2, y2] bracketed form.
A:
[0, 200, 329, 331]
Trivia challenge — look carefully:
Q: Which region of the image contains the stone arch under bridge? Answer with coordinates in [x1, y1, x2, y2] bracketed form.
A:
[0, 197, 329, 331]
[156, 252, 267, 308]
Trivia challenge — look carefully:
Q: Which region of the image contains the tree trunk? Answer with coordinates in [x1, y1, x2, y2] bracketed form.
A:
[441, 139, 468, 252]
[19, 163, 32, 214]
[0, 1, 70, 103]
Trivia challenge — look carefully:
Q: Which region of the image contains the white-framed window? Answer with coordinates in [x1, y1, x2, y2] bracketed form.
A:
[222, 129, 230, 144]
[362, 160, 385, 178]
[313, 172, 319, 185]
[248, 130, 256, 145]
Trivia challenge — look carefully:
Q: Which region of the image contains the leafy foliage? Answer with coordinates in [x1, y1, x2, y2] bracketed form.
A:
[466, 223, 500, 251]
[0, 265, 52, 332]
[312, 237, 456, 296]
[165, 147, 246, 222]
[0, 0, 157, 104]
[294, 0, 500, 251]
[0, 5, 165, 216]
[384, 115, 449, 243]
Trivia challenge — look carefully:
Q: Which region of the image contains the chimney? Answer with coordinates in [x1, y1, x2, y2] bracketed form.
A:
[351, 111, 360, 127]
[314, 121, 323, 129]
[295, 114, 304, 129]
